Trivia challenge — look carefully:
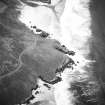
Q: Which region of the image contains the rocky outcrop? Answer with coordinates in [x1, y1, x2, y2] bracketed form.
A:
[0, 1, 74, 104]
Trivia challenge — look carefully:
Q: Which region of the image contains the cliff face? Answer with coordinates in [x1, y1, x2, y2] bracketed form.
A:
[0, 0, 71, 105]
[1, 0, 105, 105]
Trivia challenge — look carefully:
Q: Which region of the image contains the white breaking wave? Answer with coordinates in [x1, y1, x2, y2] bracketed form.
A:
[53, 0, 93, 105]
[17, 0, 93, 105]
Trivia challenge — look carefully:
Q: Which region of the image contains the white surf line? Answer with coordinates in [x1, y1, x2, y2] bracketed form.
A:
[17, 0, 61, 39]
[17, 0, 94, 105]
[26, 0, 94, 105]
[53, 0, 94, 105]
